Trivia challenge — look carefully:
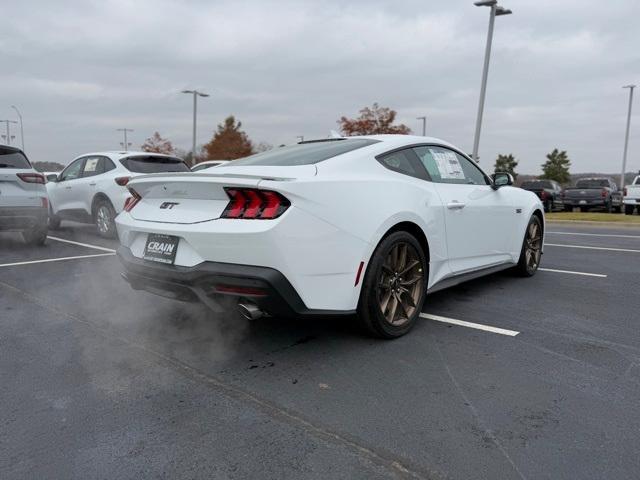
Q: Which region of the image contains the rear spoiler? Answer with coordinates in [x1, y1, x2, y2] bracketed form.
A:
[129, 172, 298, 183]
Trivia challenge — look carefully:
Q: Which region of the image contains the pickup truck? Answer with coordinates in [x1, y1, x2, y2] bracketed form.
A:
[623, 174, 640, 215]
[520, 179, 564, 212]
[563, 177, 623, 213]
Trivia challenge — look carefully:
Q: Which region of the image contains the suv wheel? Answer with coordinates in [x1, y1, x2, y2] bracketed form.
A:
[625, 205, 635, 215]
[22, 227, 47, 246]
[95, 200, 117, 238]
[48, 206, 61, 230]
[357, 231, 427, 339]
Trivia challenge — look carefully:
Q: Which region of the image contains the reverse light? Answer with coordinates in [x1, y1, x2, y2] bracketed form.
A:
[115, 176, 131, 186]
[124, 188, 141, 212]
[221, 188, 290, 219]
[17, 172, 45, 184]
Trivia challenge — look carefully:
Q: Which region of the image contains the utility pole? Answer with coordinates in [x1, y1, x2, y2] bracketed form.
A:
[471, 0, 512, 162]
[416, 116, 426, 136]
[11, 106, 24, 151]
[182, 89, 210, 164]
[117, 128, 134, 151]
[0, 119, 18, 146]
[620, 85, 636, 189]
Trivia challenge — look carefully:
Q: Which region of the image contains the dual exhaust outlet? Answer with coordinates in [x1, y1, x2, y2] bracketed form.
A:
[237, 301, 264, 321]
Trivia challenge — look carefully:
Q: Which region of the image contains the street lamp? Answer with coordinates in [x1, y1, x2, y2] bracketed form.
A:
[182, 89, 210, 164]
[471, 0, 512, 162]
[117, 128, 134, 151]
[11, 105, 24, 151]
[620, 85, 636, 189]
[416, 116, 427, 136]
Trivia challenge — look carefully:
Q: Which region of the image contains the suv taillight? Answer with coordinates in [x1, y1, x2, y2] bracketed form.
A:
[115, 176, 131, 186]
[623, 187, 628, 197]
[124, 189, 141, 212]
[17, 172, 45, 184]
[540, 190, 548, 200]
[222, 188, 290, 219]
[601, 188, 607, 198]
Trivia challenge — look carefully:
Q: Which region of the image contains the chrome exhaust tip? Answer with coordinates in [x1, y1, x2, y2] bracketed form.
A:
[238, 302, 264, 321]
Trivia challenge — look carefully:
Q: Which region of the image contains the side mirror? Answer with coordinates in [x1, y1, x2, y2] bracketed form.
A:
[492, 172, 514, 190]
[46, 174, 59, 183]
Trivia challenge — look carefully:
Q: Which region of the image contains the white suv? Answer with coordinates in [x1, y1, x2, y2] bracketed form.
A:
[47, 151, 189, 237]
[0, 145, 48, 245]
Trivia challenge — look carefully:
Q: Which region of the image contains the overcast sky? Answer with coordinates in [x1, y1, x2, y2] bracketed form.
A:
[2, 0, 639, 174]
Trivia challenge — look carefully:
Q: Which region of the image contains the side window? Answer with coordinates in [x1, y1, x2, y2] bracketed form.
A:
[82, 156, 102, 177]
[413, 146, 489, 186]
[103, 157, 116, 173]
[377, 149, 422, 178]
[59, 158, 85, 182]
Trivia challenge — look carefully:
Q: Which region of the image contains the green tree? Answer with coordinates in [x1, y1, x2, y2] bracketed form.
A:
[493, 154, 519, 180]
[203, 116, 254, 160]
[541, 148, 571, 184]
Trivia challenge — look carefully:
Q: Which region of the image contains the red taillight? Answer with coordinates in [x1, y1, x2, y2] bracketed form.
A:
[17, 173, 45, 184]
[214, 285, 267, 296]
[124, 189, 141, 212]
[221, 188, 290, 220]
[601, 188, 607, 198]
[115, 176, 131, 186]
[623, 187, 628, 197]
[540, 190, 548, 200]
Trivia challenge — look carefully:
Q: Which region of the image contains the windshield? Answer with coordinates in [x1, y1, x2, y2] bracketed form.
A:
[228, 139, 379, 167]
[120, 155, 189, 173]
[576, 179, 608, 188]
[521, 181, 552, 189]
[0, 148, 30, 169]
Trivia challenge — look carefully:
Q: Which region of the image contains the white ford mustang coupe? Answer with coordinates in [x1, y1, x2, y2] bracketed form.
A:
[116, 135, 543, 338]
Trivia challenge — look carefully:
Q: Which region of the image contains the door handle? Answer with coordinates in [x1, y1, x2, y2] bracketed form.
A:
[89, 182, 96, 186]
[65, 186, 72, 190]
[447, 201, 466, 210]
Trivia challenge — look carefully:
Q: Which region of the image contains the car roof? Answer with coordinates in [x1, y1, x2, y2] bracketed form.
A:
[309, 134, 464, 155]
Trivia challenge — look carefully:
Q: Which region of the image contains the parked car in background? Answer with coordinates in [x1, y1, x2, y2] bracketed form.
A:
[191, 160, 230, 172]
[563, 177, 622, 213]
[520, 179, 564, 212]
[0, 145, 48, 245]
[43, 171, 62, 183]
[623, 174, 640, 215]
[116, 135, 544, 339]
[47, 152, 189, 238]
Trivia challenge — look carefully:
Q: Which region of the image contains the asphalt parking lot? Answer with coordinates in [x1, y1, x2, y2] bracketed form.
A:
[2, 221, 640, 480]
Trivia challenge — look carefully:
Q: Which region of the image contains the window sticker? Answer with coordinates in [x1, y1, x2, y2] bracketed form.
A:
[429, 149, 465, 180]
[84, 158, 99, 172]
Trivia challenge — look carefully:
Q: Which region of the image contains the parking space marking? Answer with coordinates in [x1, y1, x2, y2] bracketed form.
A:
[547, 231, 640, 239]
[545, 243, 640, 253]
[47, 235, 116, 253]
[0, 253, 115, 268]
[538, 267, 607, 278]
[420, 313, 520, 337]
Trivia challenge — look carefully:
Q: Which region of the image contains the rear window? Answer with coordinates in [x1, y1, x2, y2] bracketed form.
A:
[120, 155, 189, 173]
[576, 179, 608, 188]
[0, 148, 30, 169]
[228, 139, 380, 167]
[521, 181, 552, 189]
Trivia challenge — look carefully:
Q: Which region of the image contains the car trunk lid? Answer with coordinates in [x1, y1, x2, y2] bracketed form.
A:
[0, 169, 43, 207]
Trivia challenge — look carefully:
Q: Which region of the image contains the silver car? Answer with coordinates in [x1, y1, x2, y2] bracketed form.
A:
[0, 145, 48, 245]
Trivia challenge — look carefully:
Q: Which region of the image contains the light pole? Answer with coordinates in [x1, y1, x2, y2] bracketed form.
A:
[117, 128, 134, 151]
[417, 116, 426, 136]
[11, 106, 24, 151]
[620, 85, 636, 189]
[471, 0, 512, 162]
[0, 119, 18, 146]
[182, 89, 210, 163]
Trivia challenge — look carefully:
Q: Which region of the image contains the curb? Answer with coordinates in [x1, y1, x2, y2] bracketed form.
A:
[546, 219, 640, 228]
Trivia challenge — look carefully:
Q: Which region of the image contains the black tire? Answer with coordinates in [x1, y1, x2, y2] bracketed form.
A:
[22, 227, 48, 246]
[357, 231, 427, 339]
[604, 201, 612, 213]
[580, 207, 588, 213]
[515, 215, 543, 277]
[94, 199, 117, 238]
[48, 207, 61, 230]
[625, 205, 635, 215]
[543, 200, 550, 213]
[564, 205, 573, 212]
[613, 205, 622, 213]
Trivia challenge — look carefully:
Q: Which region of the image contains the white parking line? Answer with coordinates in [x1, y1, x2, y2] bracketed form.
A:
[545, 243, 640, 253]
[419, 313, 520, 337]
[538, 267, 607, 278]
[547, 231, 640, 239]
[47, 236, 116, 253]
[0, 253, 115, 268]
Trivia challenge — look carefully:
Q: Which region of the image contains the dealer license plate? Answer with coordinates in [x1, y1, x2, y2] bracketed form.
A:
[143, 234, 179, 264]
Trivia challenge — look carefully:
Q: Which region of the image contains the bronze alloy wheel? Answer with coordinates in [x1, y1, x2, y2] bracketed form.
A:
[377, 242, 424, 326]
[524, 220, 542, 272]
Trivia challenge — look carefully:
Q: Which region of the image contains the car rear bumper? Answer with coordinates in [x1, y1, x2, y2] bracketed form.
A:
[117, 246, 355, 318]
[0, 206, 47, 231]
[563, 199, 606, 207]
